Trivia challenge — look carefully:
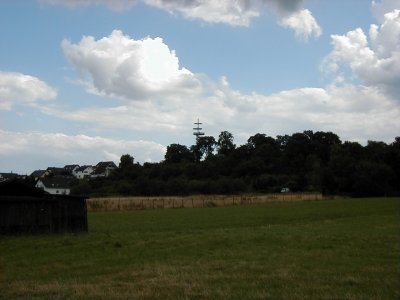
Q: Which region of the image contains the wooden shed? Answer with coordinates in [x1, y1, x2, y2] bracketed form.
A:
[0, 180, 87, 234]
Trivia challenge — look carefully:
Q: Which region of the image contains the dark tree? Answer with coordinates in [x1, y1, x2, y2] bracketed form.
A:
[352, 161, 394, 197]
[196, 136, 216, 160]
[312, 131, 341, 162]
[276, 134, 290, 151]
[190, 136, 217, 162]
[364, 140, 387, 162]
[119, 154, 134, 169]
[165, 144, 192, 164]
[217, 131, 236, 156]
[247, 133, 276, 150]
[282, 132, 312, 173]
[387, 137, 400, 193]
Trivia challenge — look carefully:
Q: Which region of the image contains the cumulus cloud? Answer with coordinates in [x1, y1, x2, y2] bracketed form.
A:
[371, 0, 399, 22]
[280, 9, 322, 41]
[322, 8, 400, 96]
[0, 71, 57, 110]
[0, 130, 166, 173]
[62, 30, 201, 101]
[43, 0, 302, 25]
[42, 78, 237, 138]
[146, 0, 259, 26]
[43, 0, 321, 39]
[220, 82, 399, 144]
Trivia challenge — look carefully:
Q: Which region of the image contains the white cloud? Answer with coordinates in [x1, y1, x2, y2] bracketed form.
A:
[371, 0, 399, 22]
[0, 130, 166, 173]
[41, 80, 237, 138]
[280, 9, 322, 41]
[43, 0, 321, 39]
[145, 0, 260, 26]
[43, 0, 303, 26]
[225, 83, 399, 144]
[0, 71, 57, 110]
[148, 0, 323, 41]
[62, 30, 201, 101]
[370, 9, 400, 58]
[322, 9, 400, 96]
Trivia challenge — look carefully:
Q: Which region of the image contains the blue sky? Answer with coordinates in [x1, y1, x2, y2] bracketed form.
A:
[1, 0, 399, 174]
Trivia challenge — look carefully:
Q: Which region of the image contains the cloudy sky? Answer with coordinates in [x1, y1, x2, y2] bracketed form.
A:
[1, 0, 399, 174]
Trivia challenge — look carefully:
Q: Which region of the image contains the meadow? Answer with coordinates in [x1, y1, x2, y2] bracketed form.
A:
[0, 197, 399, 299]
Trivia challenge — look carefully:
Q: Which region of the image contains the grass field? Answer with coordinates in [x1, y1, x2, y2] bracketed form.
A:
[0, 197, 399, 299]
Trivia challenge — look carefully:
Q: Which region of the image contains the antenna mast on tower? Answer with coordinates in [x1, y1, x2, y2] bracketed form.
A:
[193, 118, 205, 140]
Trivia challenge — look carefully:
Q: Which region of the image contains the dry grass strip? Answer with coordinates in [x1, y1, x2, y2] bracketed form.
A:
[87, 193, 325, 212]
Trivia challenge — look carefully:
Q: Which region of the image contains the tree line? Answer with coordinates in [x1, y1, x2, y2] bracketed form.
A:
[71, 131, 400, 197]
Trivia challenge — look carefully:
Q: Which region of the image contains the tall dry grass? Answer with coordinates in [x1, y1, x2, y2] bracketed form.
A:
[87, 192, 324, 211]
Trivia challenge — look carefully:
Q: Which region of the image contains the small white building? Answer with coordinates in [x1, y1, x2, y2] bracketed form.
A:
[36, 177, 72, 195]
[91, 161, 117, 178]
[73, 166, 95, 179]
[64, 164, 80, 175]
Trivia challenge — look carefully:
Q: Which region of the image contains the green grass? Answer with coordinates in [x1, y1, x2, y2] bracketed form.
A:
[0, 198, 399, 299]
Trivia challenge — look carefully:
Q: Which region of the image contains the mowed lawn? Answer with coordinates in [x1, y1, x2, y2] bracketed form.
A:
[0, 198, 399, 299]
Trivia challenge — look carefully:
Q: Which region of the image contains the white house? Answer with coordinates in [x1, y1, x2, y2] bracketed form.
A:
[91, 161, 117, 178]
[64, 164, 80, 175]
[36, 177, 72, 195]
[73, 165, 95, 179]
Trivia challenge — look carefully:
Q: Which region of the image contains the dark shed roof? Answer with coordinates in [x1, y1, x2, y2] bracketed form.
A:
[0, 180, 87, 234]
[0, 180, 47, 197]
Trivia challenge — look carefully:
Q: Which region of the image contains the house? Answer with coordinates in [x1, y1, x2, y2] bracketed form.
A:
[36, 176, 73, 195]
[91, 161, 117, 178]
[281, 187, 290, 193]
[30, 170, 47, 181]
[73, 165, 95, 179]
[0, 180, 87, 234]
[46, 167, 68, 176]
[0, 173, 19, 183]
[64, 164, 80, 175]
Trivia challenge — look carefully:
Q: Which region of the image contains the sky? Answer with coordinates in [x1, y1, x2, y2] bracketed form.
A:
[0, 0, 399, 175]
